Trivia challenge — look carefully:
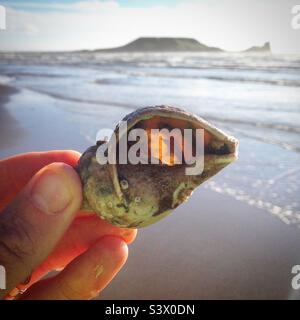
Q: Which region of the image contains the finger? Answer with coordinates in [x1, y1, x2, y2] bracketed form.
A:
[0, 150, 81, 211]
[37, 215, 136, 272]
[0, 162, 82, 298]
[16, 217, 137, 292]
[20, 236, 128, 300]
[48, 214, 137, 268]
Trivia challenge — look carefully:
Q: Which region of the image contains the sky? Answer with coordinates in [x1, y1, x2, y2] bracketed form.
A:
[0, 0, 299, 53]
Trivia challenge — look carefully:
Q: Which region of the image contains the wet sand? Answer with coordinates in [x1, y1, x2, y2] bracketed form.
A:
[0, 84, 88, 158]
[1, 87, 300, 299]
[101, 188, 300, 299]
[0, 84, 26, 149]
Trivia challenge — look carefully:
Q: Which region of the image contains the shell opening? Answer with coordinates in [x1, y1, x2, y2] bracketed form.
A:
[116, 116, 232, 167]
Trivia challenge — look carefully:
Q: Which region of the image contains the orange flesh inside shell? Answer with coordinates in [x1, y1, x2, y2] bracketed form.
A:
[138, 116, 212, 166]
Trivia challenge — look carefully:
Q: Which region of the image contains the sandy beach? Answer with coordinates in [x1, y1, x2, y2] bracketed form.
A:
[1, 82, 300, 299]
[102, 188, 300, 299]
[0, 85, 25, 150]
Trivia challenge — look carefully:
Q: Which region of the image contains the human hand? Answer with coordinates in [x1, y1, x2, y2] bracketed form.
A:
[0, 150, 137, 300]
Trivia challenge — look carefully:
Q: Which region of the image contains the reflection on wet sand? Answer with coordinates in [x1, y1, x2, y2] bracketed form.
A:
[0, 84, 26, 149]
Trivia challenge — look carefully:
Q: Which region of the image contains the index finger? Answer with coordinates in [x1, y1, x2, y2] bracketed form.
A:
[0, 150, 81, 211]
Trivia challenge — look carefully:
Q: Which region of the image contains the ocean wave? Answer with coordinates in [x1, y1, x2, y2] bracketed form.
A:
[205, 181, 300, 228]
[222, 104, 299, 114]
[1, 52, 300, 72]
[205, 115, 300, 153]
[94, 79, 125, 85]
[16, 85, 300, 138]
[202, 75, 300, 87]
[95, 72, 300, 88]
[228, 129, 300, 153]
[0, 75, 15, 85]
[24, 87, 136, 109]
[5, 72, 66, 78]
[205, 115, 300, 134]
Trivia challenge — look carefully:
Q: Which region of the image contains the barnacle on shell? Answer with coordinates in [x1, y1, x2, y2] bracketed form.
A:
[76, 106, 238, 228]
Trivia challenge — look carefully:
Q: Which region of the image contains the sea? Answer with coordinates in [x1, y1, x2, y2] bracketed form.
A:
[0, 51, 300, 227]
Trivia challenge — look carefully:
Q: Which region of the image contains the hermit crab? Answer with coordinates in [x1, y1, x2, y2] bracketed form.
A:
[76, 106, 238, 228]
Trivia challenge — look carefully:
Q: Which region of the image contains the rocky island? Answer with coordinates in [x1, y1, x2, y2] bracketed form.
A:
[92, 37, 223, 53]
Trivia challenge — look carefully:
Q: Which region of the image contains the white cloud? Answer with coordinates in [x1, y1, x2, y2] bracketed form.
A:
[0, 0, 299, 53]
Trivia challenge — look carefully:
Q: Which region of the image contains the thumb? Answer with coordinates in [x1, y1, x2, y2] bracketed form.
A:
[0, 162, 82, 298]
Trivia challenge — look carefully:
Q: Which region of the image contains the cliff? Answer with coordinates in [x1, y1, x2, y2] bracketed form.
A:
[244, 42, 271, 53]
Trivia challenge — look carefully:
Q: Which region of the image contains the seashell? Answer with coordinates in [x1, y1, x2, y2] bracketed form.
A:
[76, 106, 238, 228]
